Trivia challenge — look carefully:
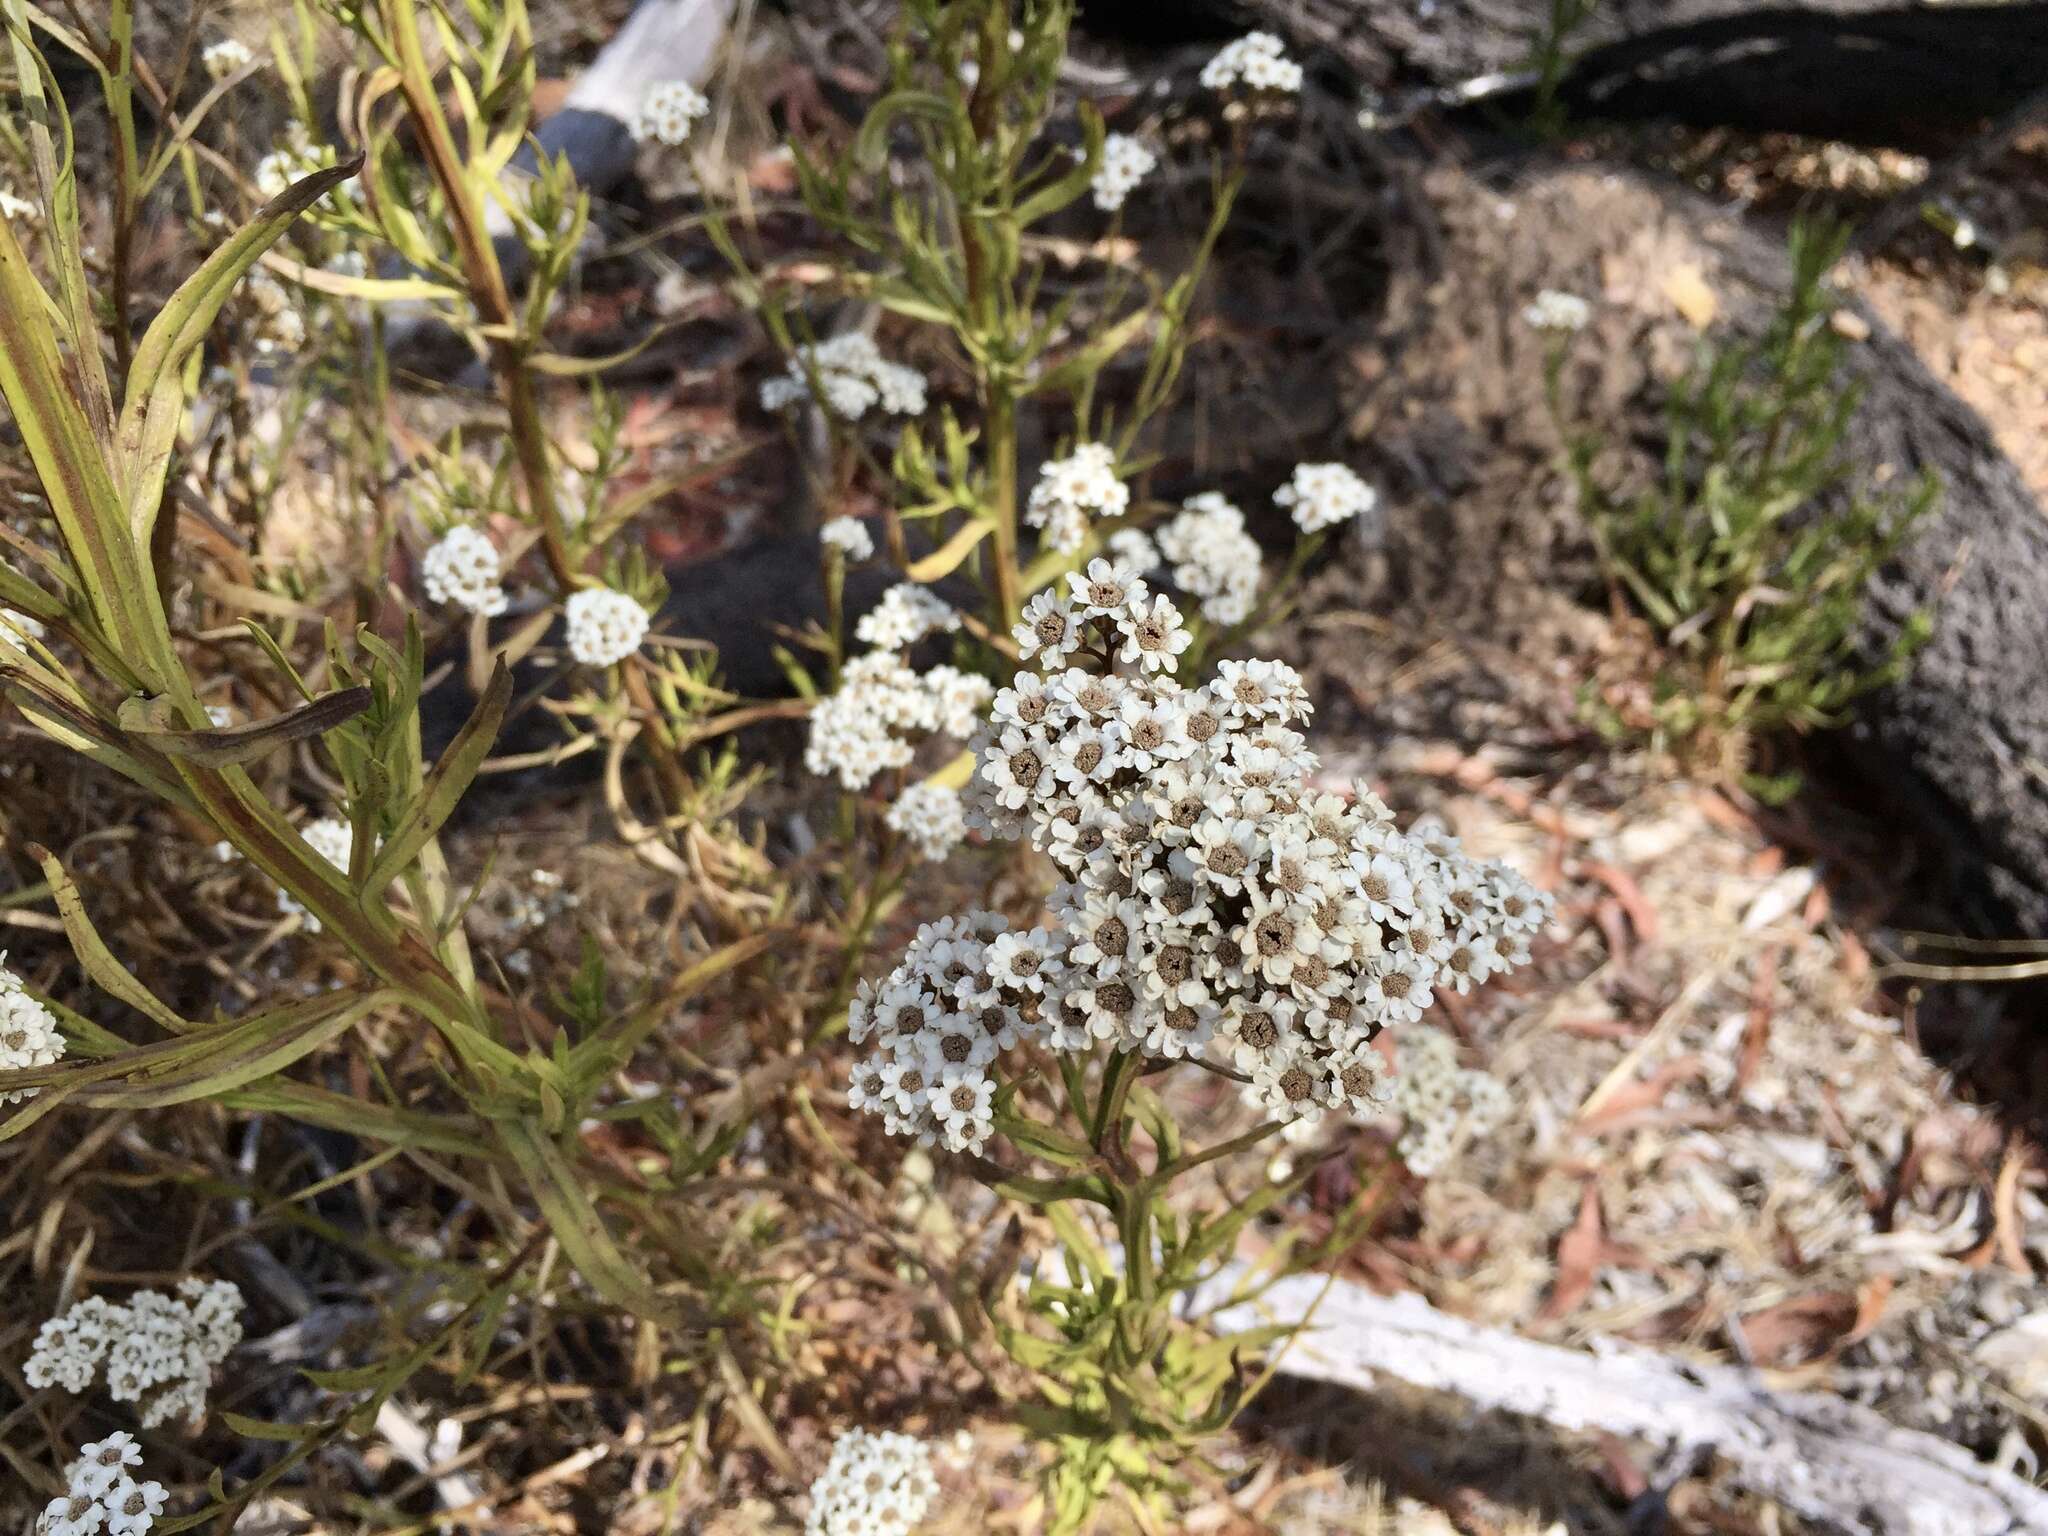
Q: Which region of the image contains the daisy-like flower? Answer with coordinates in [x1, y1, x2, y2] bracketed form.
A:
[980, 725, 1054, 812]
[1115, 592, 1193, 673]
[1273, 461, 1377, 534]
[102, 1476, 167, 1536]
[1068, 556, 1146, 618]
[564, 586, 649, 667]
[1522, 289, 1591, 333]
[1115, 690, 1190, 769]
[820, 516, 875, 561]
[632, 79, 710, 146]
[932, 1063, 996, 1153]
[1091, 133, 1158, 212]
[420, 526, 510, 617]
[1181, 813, 1261, 896]
[1016, 589, 1082, 669]
[986, 929, 1056, 993]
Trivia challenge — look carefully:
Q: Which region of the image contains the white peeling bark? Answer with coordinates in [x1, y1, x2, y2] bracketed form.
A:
[1204, 1274, 2048, 1536]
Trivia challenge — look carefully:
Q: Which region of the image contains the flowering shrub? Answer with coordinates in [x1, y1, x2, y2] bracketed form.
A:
[0, 0, 1559, 1529]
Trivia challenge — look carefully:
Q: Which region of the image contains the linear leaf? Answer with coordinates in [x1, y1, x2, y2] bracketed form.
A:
[364, 659, 508, 902]
[30, 843, 195, 1033]
[116, 157, 363, 533]
[905, 518, 992, 584]
[116, 686, 372, 767]
[498, 1117, 676, 1326]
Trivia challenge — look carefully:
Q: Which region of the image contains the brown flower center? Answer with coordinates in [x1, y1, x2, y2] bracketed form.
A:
[1207, 843, 1247, 878]
[941, 1034, 972, 1063]
[1381, 970, 1412, 999]
[1073, 742, 1103, 775]
[1096, 916, 1129, 954]
[1010, 748, 1042, 784]
[1241, 1010, 1278, 1049]
[1253, 912, 1295, 956]
[1186, 709, 1219, 742]
[1156, 944, 1192, 984]
[1279, 1066, 1314, 1102]
[1096, 981, 1136, 1016]
[1341, 1062, 1377, 1097]
[1034, 612, 1068, 647]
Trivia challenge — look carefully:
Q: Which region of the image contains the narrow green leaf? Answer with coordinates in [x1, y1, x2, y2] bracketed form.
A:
[29, 843, 195, 1033]
[363, 660, 509, 902]
[115, 685, 372, 766]
[497, 1117, 676, 1326]
[116, 157, 364, 531]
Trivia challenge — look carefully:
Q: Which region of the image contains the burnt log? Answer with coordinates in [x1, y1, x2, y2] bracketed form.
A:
[1298, 152, 2048, 948]
[1100, 0, 2048, 151]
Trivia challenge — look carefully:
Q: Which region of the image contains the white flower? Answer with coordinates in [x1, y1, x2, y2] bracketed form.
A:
[102, 1477, 167, 1536]
[886, 781, 968, 860]
[854, 583, 959, 651]
[1015, 590, 1081, 668]
[761, 334, 926, 421]
[1201, 31, 1304, 94]
[820, 516, 875, 561]
[631, 80, 710, 146]
[564, 586, 649, 667]
[1115, 592, 1193, 673]
[1091, 133, 1158, 211]
[0, 184, 41, 225]
[1157, 493, 1262, 624]
[420, 526, 510, 617]
[202, 37, 255, 79]
[1273, 462, 1377, 535]
[805, 1429, 938, 1536]
[1025, 443, 1127, 554]
[1521, 288, 1591, 333]
[252, 122, 344, 202]
[0, 962, 62, 1106]
[28, 1283, 241, 1430]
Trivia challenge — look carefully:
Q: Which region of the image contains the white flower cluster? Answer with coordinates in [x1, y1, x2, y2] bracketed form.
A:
[36, 1434, 166, 1536]
[1091, 133, 1158, 212]
[1200, 31, 1304, 94]
[1025, 443, 1128, 554]
[277, 814, 353, 930]
[243, 272, 306, 355]
[252, 121, 342, 201]
[202, 37, 254, 79]
[1522, 289, 1591, 333]
[632, 80, 710, 146]
[821, 516, 875, 561]
[805, 651, 991, 793]
[564, 585, 650, 667]
[848, 582, 1550, 1146]
[853, 582, 956, 651]
[760, 334, 928, 421]
[1273, 462, 1377, 535]
[420, 526, 510, 617]
[25, 1280, 244, 1430]
[1391, 1023, 1510, 1176]
[1155, 492, 1262, 624]
[1, 960, 64, 1106]
[804, 1429, 938, 1536]
[1, 606, 47, 645]
[885, 780, 969, 861]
